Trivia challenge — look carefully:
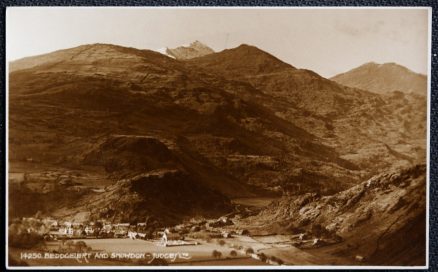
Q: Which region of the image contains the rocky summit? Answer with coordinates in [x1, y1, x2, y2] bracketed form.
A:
[156, 40, 215, 60]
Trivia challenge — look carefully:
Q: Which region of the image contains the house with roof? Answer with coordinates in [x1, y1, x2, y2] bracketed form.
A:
[84, 225, 95, 235]
[59, 226, 74, 236]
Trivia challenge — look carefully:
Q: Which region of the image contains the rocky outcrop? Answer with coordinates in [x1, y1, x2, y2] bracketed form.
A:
[55, 169, 233, 226]
[250, 164, 426, 265]
[161, 41, 214, 60]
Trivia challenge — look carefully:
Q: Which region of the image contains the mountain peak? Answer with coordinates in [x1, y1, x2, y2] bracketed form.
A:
[189, 43, 295, 76]
[190, 40, 208, 47]
[233, 43, 269, 54]
[159, 40, 215, 60]
[9, 42, 181, 74]
[236, 43, 255, 48]
[360, 62, 415, 72]
[331, 62, 427, 95]
[361, 61, 379, 67]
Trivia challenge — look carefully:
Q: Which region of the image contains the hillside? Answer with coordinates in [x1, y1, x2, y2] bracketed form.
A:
[190, 44, 294, 76]
[8, 43, 367, 222]
[8, 43, 426, 226]
[331, 62, 427, 96]
[189, 45, 426, 176]
[53, 169, 232, 226]
[242, 164, 426, 265]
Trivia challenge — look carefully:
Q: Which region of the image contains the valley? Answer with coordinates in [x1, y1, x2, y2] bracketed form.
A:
[7, 41, 427, 266]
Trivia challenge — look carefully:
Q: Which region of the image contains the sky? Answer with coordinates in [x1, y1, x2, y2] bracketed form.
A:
[6, 7, 430, 78]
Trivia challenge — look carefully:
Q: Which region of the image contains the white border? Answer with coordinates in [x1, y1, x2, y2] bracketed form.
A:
[5, 6, 432, 270]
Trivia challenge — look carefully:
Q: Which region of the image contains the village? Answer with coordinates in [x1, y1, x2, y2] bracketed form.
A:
[10, 214, 304, 266]
[38, 216, 244, 242]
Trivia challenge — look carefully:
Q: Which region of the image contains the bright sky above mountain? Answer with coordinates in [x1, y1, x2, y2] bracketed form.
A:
[6, 7, 430, 77]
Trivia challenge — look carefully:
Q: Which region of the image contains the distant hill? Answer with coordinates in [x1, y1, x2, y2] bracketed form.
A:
[331, 62, 427, 96]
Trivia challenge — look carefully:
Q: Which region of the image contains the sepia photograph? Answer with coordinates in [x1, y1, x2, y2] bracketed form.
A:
[5, 6, 430, 268]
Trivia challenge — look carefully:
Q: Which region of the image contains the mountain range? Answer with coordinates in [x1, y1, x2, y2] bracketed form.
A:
[8, 42, 426, 235]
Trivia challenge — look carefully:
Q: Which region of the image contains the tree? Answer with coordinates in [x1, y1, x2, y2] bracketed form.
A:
[229, 250, 237, 257]
[9, 231, 43, 249]
[217, 239, 226, 246]
[65, 240, 74, 251]
[212, 250, 222, 259]
[245, 247, 254, 255]
[258, 253, 267, 262]
[95, 221, 103, 230]
[74, 241, 87, 252]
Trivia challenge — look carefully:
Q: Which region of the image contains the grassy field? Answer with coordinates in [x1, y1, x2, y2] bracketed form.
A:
[9, 236, 351, 267]
[51, 238, 266, 266]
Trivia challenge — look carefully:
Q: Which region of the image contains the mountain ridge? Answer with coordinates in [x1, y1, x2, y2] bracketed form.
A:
[8, 42, 426, 233]
[331, 62, 427, 96]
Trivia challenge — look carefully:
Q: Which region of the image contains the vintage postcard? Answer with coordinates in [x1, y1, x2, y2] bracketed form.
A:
[5, 7, 431, 269]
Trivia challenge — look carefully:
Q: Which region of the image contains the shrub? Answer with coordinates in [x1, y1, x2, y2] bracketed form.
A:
[258, 253, 267, 262]
[230, 250, 237, 257]
[212, 250, 222, 259]
[217, 239, 226, 246]
[74, 241, 88, 252]
[65, 240, 74, 249]
[8, 231, 43, 249]
[245, 247, 254, 255]
[269, 255, 284, 265]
